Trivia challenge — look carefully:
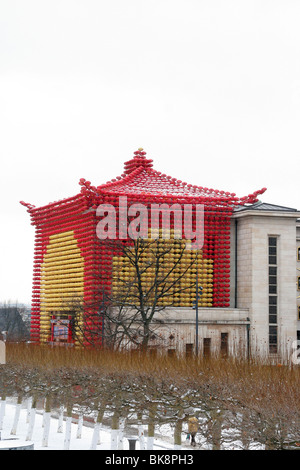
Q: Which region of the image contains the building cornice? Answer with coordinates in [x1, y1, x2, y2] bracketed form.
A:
[232, 209, 300, 220]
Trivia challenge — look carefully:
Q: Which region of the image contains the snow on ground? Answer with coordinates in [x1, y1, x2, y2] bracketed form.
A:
[0, 401, 176, 451]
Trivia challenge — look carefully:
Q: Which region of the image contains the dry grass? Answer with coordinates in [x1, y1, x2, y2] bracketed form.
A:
[6, 342, 299, 384]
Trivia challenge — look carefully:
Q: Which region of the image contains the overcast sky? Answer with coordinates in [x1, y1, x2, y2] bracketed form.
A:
[1, 0, 299, 305]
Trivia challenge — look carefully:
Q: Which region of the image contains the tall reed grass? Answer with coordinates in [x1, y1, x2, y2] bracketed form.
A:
[6, 342, 299, 386]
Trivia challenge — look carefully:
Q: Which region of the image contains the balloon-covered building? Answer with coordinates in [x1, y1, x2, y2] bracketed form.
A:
[21, 148, 268, 348]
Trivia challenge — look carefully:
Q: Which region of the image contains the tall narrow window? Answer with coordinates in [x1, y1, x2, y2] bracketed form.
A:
[186, 343, 193, 358]
[203, 338, 211, 357]
[269, 326, 278, 353]
[268, 237, 278, 354]
[221, 332, 228, 357]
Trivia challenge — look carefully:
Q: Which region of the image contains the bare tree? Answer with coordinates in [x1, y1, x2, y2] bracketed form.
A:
[66, 236, 199, 350]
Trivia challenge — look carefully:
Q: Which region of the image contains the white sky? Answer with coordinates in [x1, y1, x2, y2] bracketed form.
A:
[1, 0, 300, 305]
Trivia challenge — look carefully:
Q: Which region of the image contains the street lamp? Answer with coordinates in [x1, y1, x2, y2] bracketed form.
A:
[192, 271, 203, 356]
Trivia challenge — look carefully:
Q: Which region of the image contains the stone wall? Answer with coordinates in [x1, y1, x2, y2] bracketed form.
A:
[119, 307, 250, 358]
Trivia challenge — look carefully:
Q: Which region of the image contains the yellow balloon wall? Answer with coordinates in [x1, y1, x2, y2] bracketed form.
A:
[112, 232, 213, 308]
[40, 231, 84, 344]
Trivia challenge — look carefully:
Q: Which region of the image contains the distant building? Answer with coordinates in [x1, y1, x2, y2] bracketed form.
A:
[0, 305, 30, 342]
[21, 149, 300, 361]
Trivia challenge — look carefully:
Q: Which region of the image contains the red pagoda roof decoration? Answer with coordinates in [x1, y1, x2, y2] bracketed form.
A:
[21, 148, 267, 214]
[123, 148, 154, 174]
[89, 148, 266, 205]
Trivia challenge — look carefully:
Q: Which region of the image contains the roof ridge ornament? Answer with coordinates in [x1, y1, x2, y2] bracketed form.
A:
[124, 148, 153, 174]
